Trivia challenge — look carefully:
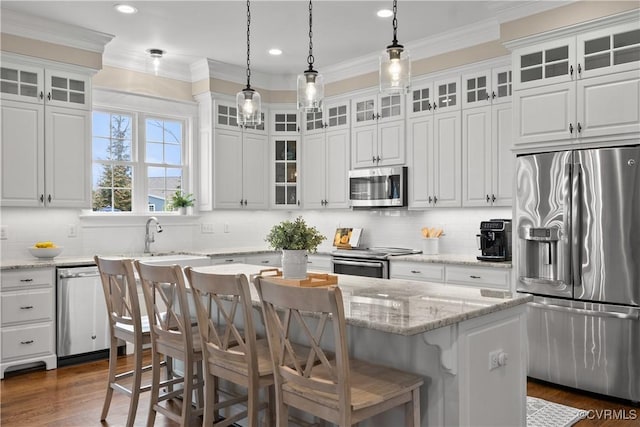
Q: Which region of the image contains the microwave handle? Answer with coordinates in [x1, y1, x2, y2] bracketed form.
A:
[387, 176, 391, 199]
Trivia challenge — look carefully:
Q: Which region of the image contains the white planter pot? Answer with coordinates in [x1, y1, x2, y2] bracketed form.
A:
[177, 207, 187, 215]
[281, 249, 308, 279]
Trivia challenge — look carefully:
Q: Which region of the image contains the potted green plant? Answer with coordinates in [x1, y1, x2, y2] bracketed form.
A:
[170, 190, 195, 214]
[265, 216, 326, 278]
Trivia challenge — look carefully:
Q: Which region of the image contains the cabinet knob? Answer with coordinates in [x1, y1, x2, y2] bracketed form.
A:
[432, 103, 437, 110]
[376, 113, 381, 119]
[372, 156, 376, 164]
[376, 156, 381, 163]
[297, 200, 300, 206]
[244, 199, 248, 206]
[578, 64, 582, 75]
[47, 194, 52, 203]
[577, 122, 582, 133]
[240, 199, 244, 206]
[428, 196, 432, 203]
[570, 65, 574, 76]
[427, 103, 432, 111]
[486, 93, 490, 100]
[47, 92, 51, 101]
[40, 194, 44, 203]
[371, 113, 376, 120]
[486, 194, 490, 203]
[492, 91, 496, 99]
[39, 91, 44, 100]
[470, 275, 481, 279]
[492, 194, 496, 203]
[433, 195, 438, 204]
[569, 123, 574, 134]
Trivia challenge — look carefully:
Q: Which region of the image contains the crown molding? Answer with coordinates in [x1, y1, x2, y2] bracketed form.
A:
[1, 8, 113, 53]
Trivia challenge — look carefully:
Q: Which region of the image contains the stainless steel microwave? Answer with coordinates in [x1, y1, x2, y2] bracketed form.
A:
[349, 166, 407, 208]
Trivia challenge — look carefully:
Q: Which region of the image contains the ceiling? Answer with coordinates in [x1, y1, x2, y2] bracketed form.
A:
[1, 1, 572, 84]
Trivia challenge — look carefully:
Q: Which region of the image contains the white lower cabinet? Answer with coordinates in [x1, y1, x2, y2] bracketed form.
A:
[390, 261, 445, 282]
[391, 260, 511, 290]
[1, 267, 56, 378]
[445, 265, 510, 290]
[243, 253, 281, 268]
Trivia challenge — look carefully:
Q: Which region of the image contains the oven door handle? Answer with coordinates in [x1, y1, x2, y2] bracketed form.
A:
[332, 259, 384, 268]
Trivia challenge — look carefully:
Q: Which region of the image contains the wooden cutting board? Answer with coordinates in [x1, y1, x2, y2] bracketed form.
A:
[257, 269, 338, 287]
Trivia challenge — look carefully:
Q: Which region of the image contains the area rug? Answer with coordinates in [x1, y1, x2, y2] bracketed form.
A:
[527, 396, 587, 427]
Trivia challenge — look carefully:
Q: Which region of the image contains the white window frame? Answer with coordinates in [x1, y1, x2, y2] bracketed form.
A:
[89, 88, 197, 215]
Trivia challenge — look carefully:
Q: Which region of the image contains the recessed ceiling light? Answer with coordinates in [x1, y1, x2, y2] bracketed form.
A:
[269, 48, 282, 56]
[114, 4, 138, 14]
[377, 9, 393, 18]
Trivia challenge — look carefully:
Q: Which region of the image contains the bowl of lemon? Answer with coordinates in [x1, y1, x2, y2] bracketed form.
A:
[29, 241, 63, 259]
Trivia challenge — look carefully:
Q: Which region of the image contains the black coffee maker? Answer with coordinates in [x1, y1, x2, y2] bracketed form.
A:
[477, 219, 512, 261]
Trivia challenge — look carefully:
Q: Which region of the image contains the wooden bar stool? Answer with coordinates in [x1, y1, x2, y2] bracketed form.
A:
[254, 277, 424, 427]
[135, 261, 204, 427]
[95, 256, 152, 427]
[185, 268, 278, 427]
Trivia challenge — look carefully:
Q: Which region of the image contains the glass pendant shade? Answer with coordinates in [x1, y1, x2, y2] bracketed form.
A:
[297, 69, 324, 112]
[236, 87, 262, 126]
[380, 44, 410, 94]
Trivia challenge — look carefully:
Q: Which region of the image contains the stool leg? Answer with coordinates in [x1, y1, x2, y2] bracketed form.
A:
[125, 344, 143, 427]
[406, 388, 420, 427]
[100, 336, 118, 421]
[147, 349, 161, 427]
[181, 358, 194, 426]
[203, 371, 215, 426]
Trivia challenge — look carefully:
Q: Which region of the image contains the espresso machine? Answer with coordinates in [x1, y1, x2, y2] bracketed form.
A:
[476, 219, 512, 261]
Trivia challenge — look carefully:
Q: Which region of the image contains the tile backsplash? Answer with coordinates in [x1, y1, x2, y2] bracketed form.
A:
[0, 206, 512, 260]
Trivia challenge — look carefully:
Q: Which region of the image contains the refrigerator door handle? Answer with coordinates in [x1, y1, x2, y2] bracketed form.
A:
[571, 162, 582, 290]
[528, 301, 640, 320]
[563, 163, 573, 287]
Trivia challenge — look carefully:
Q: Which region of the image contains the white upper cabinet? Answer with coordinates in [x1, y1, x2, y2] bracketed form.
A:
[511, 15, 640, 149]
[462, 103, 513, 207]
[351, 92, 405, 168]
[303, 99, 350, 135]
[0, 59, 92, 208]
[302, 129, 349, 209]
[272, 137, 300, 209]
[408, 110, 461, 209]
[271, 109, 299, 135]
[462, 66, 512, 109]
[213, 101, 268, 209]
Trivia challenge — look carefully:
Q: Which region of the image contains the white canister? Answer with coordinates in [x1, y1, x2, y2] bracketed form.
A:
[422, 238, 440, 255]
[281, 249, 308, 279]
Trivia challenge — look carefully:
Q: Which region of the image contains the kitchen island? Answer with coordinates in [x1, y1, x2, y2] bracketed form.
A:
[192, 264, 532, 427]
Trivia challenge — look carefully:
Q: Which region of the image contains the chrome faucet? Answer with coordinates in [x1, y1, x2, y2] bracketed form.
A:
[144, 217, 163, 253]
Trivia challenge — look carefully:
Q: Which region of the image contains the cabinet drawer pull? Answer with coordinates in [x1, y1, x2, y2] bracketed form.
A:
[410, 270, 421, 274]
[261, 260, 270, 264]
[20, 279, 34, 282]
[20, 306, 34, 310]
[20, 340, 34, 345]
[470, 275, 481, 279]
[225, 259, 235, 262]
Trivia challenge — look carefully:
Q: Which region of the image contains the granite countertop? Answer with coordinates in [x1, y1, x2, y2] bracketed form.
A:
[192, 263, 531, 337]
[393, 253, 512, 269]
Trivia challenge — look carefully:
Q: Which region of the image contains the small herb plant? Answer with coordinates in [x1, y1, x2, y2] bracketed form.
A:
[170, 190, 195, 208]
[265, 216, 326, 252]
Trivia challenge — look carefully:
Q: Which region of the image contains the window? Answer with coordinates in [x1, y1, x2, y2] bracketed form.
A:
[92, 110, 187, 213]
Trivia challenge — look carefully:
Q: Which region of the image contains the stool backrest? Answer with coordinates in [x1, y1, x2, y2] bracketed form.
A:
[254, 278, 349, 407]
[185, 269, 259, 379]
[135, 262, 194, 355]
[95, 256, 141, 335]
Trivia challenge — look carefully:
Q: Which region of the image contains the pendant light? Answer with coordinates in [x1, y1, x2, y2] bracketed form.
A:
[379, 0, 410, 94]
[236, 0, 262, 126]
[297, 0, 324, 112]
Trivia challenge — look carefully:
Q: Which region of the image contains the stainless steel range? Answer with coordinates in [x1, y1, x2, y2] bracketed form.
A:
[331, 247, 420, 279]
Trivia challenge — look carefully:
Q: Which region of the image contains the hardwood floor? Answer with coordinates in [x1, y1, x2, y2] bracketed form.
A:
[1, 351, 638, 426]
[528, 379, 639, 427]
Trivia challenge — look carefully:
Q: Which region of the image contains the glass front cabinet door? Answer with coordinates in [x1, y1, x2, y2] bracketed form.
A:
[272, 137, 299, 208]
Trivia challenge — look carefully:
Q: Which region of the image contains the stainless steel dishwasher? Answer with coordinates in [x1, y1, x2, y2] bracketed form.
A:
[57, 266, 110, 365]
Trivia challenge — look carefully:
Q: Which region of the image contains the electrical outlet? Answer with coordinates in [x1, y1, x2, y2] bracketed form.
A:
[224, 223, 230, 233]
[201, 223, 215, 233]
[0, 225, 7, 240]
[489, 349, 507, 371]
[67, 224, 78, 238]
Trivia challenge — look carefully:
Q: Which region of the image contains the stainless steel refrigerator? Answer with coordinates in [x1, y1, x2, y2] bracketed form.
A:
[515, 145, 640, 402]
